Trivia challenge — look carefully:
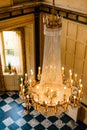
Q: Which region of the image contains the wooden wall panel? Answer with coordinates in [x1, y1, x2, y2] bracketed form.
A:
[66, 54, 74, 68]
[67, 22, 77, 39]
[61, 18, 87, 105]
[66, 39, 75, 54]
[61, 37, 66, 50]
[25, 24, 35, 78]
[0, 0, 13, 8]
[61, 51, 65, 66]
[75, 42, 85, 59]
[83, 59, 87, 75]
[74, 58, 83, 74]
[77, 25, 87, 43]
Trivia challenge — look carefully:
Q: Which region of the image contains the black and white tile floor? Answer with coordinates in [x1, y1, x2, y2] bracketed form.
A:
[0, 92, 87, 130]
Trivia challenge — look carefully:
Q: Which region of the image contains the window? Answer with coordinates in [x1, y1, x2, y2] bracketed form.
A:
[0, 31, 23, 74]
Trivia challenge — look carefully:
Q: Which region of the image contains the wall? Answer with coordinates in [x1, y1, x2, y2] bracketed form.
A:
[25, 24, 35, 78]
[0, 0, 13, 8]
[0, 14, 35, 90]
[0, 0, 32, 8]
[44, 0, 87, 12]
[61, 18, 87, 106]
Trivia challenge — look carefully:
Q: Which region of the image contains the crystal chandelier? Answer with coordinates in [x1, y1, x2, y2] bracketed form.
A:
[19, 0, 83, 115]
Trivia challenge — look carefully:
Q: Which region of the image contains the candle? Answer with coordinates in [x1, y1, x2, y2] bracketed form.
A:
[69, 69, 72, 73]
[27, 95, 29, 99]
[65, 99, 69, 111]
[21, 78, 23, 84]
[79, 79, 82, 85]
[25, 73, 28, 81]
[38, 67, 41, 75]
[55, 102, 58, 113]
[64, 86, 66, 94]
[30, 69, 33, 75]
[36, 86, 39, 89]
[70, 72, 72, 80]
[74, 96, 76, 106]
[74, 74, 77, 82]
[78, 90, 81, 99]
[80, 84, 83, 92]
[62, 67, 64, 76]
[45, 101, 48, 112]
[71, 79, 73, 86]
[51, 89, 53, 92]
[20, 83, 22, 90]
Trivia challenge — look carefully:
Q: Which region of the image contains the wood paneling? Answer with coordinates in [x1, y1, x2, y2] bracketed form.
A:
[61, 18, 87, 105]
[0, 0, 13, 7]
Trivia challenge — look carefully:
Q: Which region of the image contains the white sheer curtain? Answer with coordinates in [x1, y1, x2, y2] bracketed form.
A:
[0, 31, 23, 74]
[14, 31, 23, 74]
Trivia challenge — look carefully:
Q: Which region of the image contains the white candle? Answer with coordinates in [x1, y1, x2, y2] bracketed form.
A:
[27, 95, 29, 99]
[75, 74, 77, 82]
[30, 69, 33, 75]
[62, 67, 64, 76]
[64, 86, 66, 94]
[80, 84, 83, 92]
[71, 79, 73, 85]
[69, 69, 72, 73]
[21, 78, 23, 84]
[51, 89, 53, 92]
[38, 67, 41, 75]
[69, 69, 72, 80]
[79, 79, 82, 85]
[36, 86, 39, 89]
[70, 72, 72, 80]
[74, 96, 76, 106]
[78, 90, 81, 99]
[25, 73, 28, 81]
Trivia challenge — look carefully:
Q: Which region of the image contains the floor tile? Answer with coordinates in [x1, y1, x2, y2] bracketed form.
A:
[16, 118, 26, 127]
[4, 97, 14, 104]
[41, 118, 52, 128]
[21, 123, 32, 130]
[0, 92, 86, 130]
[48, 116, 58, 123]
[1, 94, 9, 99]
[8, 123, 19, 130]
[0, 122, 6, 130]
[35, 113, 46, 122]
[3, 117, 14, 127]
[28, 118, 39, 127]
[61, 125, 72, 130]
[1, 104, 12, 112]
[34, 124, 45, 130]
[23, 114, 33, 122]
[60, 113, 72, 123]
[0, 100, 7, 107]
[48, 124, 59, 130]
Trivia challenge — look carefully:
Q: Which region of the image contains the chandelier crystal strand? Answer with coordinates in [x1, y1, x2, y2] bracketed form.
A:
[19, 0, 83, 115]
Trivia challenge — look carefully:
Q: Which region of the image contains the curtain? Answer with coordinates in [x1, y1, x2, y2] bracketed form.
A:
[0, 31, 23, 75]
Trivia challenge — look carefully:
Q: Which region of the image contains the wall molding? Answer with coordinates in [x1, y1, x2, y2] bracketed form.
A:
[0, 2, 86, 24]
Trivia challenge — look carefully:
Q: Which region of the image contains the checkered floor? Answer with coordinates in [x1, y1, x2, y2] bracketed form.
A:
[0, 92, 87, 130]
